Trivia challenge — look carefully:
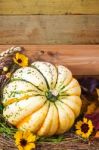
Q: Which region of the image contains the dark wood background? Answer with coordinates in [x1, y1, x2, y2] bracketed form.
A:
[0, 45, 99, 75]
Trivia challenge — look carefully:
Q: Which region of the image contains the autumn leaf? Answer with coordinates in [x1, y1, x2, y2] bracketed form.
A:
[96, 88, 99, 100]
[78, 77, 99, 101]
[86, 103, 97, 114]
[94, 131, 99, 139]
[85, 111, 99, 131]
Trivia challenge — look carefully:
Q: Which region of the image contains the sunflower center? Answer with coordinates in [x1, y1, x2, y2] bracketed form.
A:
[17, 59, 22, 63]
[45, 90, 59, 102]
[81, 123, 89, 133]
[20, 139, 27, 146]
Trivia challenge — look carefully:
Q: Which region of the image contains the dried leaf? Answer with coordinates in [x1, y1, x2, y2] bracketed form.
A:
[78, 77, 99, 101]
[80, 95, 90, 114]
[85, 111, 99, 131]
[86, 103, 97, 114]
[96, 88, 99, 100]
[94, 131, 99, 139]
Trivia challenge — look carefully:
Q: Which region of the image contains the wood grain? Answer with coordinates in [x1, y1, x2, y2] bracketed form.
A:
[0, 45, 99, 75]
[0, 0, 99, 15]
[0, 15, 99, 44]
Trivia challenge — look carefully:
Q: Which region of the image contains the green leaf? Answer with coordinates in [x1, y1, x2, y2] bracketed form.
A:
[38, 135, 65, 143]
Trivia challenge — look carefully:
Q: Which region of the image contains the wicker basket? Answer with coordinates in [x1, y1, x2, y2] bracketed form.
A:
[0, 134, 99, 150]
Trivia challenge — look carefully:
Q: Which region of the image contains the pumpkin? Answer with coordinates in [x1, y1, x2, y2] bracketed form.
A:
[3, 61, 82, 136]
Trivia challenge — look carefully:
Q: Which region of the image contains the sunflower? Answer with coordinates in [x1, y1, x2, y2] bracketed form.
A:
[75, 118, 93, 139]
[14, 130, 36, 150]
[13, 53, 28, 67]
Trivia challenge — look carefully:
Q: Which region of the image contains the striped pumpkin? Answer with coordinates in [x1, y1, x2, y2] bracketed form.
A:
[3, 61, 82, 136]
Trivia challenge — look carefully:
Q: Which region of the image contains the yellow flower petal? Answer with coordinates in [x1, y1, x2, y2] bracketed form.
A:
[87, 132, 91, 137]
[16, 53, 20, 59]
[81, 133, 88, 139]
[14, 130, 36, 150]
[14, 131, 23, 139]
[13, 57, 19, 65]
[88, 120, 93, 127]
[27, 134, 36, 142]
[75, 121, 82, 130]
[76, 129, 82, 135]
[13, 53, 28, 67]
[15, 138, 21, 146]
[23, 131, 31, 139]
[83, 118, 88, 123]
[75, 118, 93, 139]
[17, 145, 24, 150]
[24, 143, 36, 150]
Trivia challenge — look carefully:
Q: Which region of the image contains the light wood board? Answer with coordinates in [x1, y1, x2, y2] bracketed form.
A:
[0, 15, 99, 44]
[0, 0, 99, 15]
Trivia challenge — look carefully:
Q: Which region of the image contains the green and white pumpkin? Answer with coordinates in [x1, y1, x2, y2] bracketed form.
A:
[3, 61, 82, 136]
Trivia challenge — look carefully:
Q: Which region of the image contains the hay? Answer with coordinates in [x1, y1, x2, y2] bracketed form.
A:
[0, 133, 99, 150]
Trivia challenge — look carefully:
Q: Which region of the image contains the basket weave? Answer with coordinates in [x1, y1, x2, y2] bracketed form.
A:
[0, 133, 99, 150]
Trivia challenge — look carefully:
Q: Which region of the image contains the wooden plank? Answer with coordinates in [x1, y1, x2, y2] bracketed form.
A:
[0, 45, 99, 75]
[0, 0, 99, 15]
[0, 15, 99, 44]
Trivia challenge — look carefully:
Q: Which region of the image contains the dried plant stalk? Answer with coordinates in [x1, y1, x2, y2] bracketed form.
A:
[0, 47, 22, 60]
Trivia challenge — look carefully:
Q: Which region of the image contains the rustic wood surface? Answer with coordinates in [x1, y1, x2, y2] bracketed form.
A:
[0, 15, 99, 44]
[0, 1, 99, 150]
[0, 0, 99, 15]
[0, 45, 99, 75]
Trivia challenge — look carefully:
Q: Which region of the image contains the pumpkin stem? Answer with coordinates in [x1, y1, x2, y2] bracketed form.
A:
[45, 90, 59, 102]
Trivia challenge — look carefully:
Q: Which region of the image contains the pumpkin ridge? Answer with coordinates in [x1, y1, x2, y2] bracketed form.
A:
[3, 93, 44, 107]
[53, 65, 58, 89]
[49, 103, 60, 134]
[31, 65, 50, 90]
[3, 96, 47, 126]
[60, 96, 82, 117]
[57, 101, 75, 131]
[55, 65, 72, 91]
[58, 76, 73, 93]
[11, 78, 43, 92]
[45, 63, 58, 89]
[46, 104, 54, 135]
[17, 101, 49, 130]
[60, 85, 79, 96]
[60, 78, 80, 93]
[61, 96, 82, 107]
[3, 90, 34, 100]
[37, 103, 51, 135]
[53, 103, 60, 134]
[31, 62, 58, 90]
[58, 99, 76, 118]
[36, 102, 50, 134]
[55, 101, 70, 134]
